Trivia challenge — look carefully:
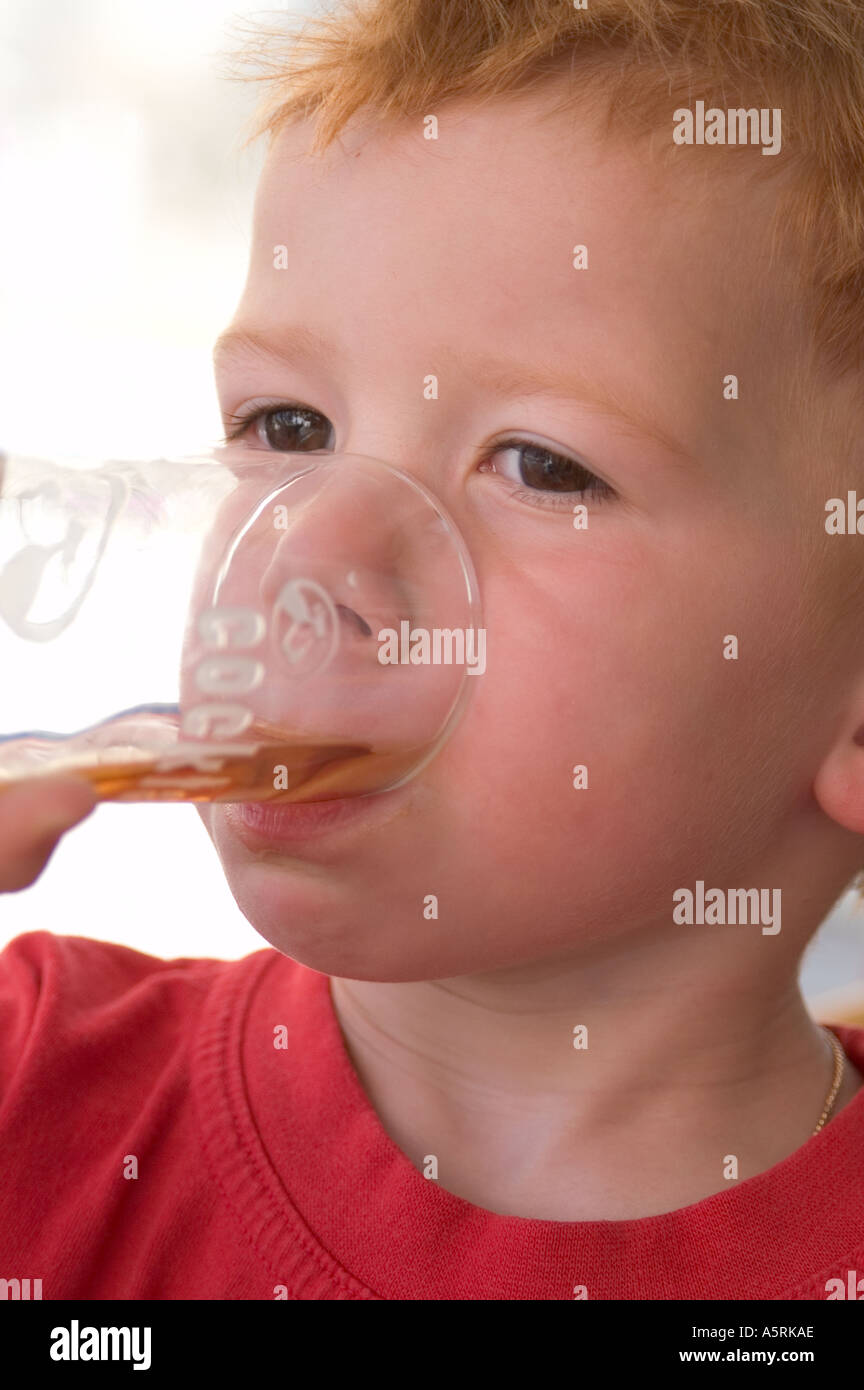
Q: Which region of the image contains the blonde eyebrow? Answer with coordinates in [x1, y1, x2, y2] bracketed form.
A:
[213, 324, 335, 370]
[461, 352, 693, 462]
[214, 324, 693, 463]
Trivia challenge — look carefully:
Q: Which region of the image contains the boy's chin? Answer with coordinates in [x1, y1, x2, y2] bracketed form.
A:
[216, 858, 578, 983]
[208, 856, 478, 982]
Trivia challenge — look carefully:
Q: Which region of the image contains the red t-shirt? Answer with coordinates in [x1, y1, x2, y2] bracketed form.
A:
[1, 929, 863, 1301]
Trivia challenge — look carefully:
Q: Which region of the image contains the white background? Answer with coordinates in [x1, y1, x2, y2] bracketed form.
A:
[0, 1, 327, 960]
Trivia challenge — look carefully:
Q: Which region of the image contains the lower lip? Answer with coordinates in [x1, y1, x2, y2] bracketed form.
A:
[222, 789, 403, 848]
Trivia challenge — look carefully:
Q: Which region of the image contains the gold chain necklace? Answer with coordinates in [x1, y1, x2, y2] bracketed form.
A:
[812, 1026, 845, 1136]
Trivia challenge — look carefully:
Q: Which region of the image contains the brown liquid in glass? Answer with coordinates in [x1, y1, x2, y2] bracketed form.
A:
[0, 712, 414, 803]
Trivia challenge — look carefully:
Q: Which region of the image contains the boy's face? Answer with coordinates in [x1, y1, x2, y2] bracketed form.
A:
[201, 85, 839, 980]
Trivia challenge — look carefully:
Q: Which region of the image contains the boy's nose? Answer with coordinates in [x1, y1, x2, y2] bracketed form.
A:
[334, 603, 373, 638]
[255, 462, 417, 643]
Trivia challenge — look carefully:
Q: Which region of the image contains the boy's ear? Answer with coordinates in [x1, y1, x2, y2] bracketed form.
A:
[813, 714, 864, 833]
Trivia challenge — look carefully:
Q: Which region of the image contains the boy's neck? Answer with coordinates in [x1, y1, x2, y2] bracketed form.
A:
[329, 933, 864, 1221]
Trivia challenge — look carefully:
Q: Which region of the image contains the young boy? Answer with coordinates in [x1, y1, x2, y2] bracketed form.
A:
[3, 0, 864, 1300]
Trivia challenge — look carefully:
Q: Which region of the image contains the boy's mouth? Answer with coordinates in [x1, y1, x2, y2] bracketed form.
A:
[220, 780, 411, 849]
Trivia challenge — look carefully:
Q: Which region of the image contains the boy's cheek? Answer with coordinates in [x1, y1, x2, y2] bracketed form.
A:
[440, 566, 782, 820]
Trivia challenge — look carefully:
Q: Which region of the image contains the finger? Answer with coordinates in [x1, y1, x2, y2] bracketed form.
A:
[0, 776, 98, 892]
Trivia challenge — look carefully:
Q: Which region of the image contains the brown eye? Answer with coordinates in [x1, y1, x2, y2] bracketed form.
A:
[514, 443, 600, 492]
[481, 440, 615, 503]
[257, 406, 334, 452]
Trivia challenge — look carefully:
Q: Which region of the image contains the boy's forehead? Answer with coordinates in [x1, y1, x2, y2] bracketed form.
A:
[235, 94, 803, 464]
[254, 91, 777, 292]
[257, 92, 711, 255]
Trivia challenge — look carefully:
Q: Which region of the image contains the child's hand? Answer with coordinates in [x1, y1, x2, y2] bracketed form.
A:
[0, 776, 98, 892]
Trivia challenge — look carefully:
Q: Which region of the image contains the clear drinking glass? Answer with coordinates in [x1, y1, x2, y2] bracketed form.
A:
[0, 447, 483, 803]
